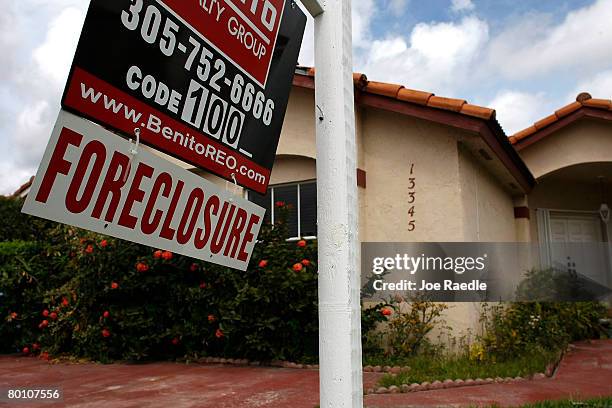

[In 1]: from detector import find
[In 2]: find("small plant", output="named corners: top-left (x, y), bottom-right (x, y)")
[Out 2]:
top-left (387, 294), bottom-right (449, 356)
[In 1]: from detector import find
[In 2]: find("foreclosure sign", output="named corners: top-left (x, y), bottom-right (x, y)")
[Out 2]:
top-left (62, 0), bottom-right (306, 194)
top-left (23, 111), bottom-right (265, 271)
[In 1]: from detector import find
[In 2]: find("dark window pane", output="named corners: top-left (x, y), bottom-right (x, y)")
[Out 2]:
top-left (274, 185), bottom-right (298, 237)
top-left (248, 190), bottom-right (271, 224)
top-left (300, 182), bottom-right (317, 236)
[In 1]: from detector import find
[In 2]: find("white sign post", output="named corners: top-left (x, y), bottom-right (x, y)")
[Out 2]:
top-left (303, 0), bottom-right (364, 406)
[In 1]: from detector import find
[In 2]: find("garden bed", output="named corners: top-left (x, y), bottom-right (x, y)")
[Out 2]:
top-left (374, 347), bottom-right (561, 389)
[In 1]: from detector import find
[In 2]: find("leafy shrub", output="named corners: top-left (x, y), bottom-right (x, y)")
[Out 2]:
top-left (1, 198), bottom-right (318, 363)
top-left (516, 268), bottom-right (599, 301)
top-left (0, 196), bottom-right (54, 242)
top-left (478, 302), bottom-right (607, 360)
top-left (361, 301), bottom-right (393, 355)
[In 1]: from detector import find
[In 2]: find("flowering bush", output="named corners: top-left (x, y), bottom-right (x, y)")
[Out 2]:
top-left (1, 198), bottom-right (318, 363)
top-left (478, 302), bottom-right (607, 360)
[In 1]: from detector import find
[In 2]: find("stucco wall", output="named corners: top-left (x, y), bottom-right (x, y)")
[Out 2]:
top-left (520, 120), bottom-right (612, 179)
top-left (269, 156), bottom-right (316, 185)
top-left (458, 144), bottom-right (517, 242)
top-left (276, 87), bottom-right (317, 160)
top-left (261, 85), bottom-right (524, 337)
top-left (360, 108), bottom-right (464, 242)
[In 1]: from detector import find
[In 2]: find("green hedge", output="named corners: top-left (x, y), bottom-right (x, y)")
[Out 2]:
top-left (1, 197), bottom-right (318, 362)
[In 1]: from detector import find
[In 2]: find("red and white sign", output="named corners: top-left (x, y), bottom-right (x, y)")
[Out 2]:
top-left (23, 111), bottom-right (265, 271)
top-left (61, 0), bottom-right (305, 194)
top-left (162, 0), bottom-right (286, 87)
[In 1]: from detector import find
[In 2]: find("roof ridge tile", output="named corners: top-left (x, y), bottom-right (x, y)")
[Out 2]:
top-left (511, 93), bottom-right (612, 145)
top-left (582, 98), bottom-right (611, 110)
top-left (365, 81), bottom-right (404, 98)
top-left (427, 95), bottom-right (466, 113)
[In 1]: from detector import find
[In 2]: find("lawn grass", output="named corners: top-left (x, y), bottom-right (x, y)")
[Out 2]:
top-left (375, 348), bottom-right (560, 387)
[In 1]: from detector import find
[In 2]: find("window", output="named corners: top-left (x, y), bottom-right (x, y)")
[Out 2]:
top-left (248, 180), bottom-right (317, 239)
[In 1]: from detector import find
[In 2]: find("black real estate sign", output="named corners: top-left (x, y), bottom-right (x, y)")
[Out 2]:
top-left (62, 0), bottom-right (306, 194)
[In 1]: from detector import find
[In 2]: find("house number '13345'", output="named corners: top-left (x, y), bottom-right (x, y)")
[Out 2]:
top-left (408, 163), bottom-right (416, 232)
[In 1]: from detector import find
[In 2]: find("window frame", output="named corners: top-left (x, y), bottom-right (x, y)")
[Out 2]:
top-left (248, 179), bottom-right (317, 240)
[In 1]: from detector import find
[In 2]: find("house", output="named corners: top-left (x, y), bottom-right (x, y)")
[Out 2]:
top-left (197, 67), bottom-right (611, 331)
top-left (13, 68), bottom-right (612, 331)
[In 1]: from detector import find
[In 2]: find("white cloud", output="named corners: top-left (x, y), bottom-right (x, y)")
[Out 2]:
top-left (451, 0), bottom-right (475, 13)
top-left (487, 91), bottom-right (553, 135)
top-left (32, 7), bottom-right (84, 85)
top-left (352, 0), bottom-right (376, 48)
top-left (360, 16), bottom-right (489, 95)
top-left (569, 69), bottom-right (612, 101)
top-left (0, 1), bottom-right (87, 195)
top-left (486, 0), bottom-right (612, 80)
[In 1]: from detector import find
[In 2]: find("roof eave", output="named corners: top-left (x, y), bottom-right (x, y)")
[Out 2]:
top-left (292, 73), bottom-right (535, 193)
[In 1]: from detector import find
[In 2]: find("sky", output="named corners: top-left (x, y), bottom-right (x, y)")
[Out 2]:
top-left (1, 0), bottom-right (612, 195)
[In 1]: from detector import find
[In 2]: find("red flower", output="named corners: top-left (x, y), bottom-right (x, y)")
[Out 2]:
top-left (22, 347), bottom-right (30, 355)
top-left (61, 297), bottom-right (69, 307)
top-left (153, 250), bottom-right (163, 259)
top-left (111, 282), bottom-right (119, 289)
top-left (101, 329), bottom-right (111, 338)
top-left (297, 240), bottom-right (307, 247)
top-left (207, 314), bottom-right (216, 323)
top-left (40, 352), bottom-right (49, 361)
top-left (100, 240), bottom-right (108, 248)
top-left (42, 309), bottom-right (49, 317)
top-left (50, 312), bottom-right (58, 320)
top-left (171, 337), bottom-right (179, 345)
top-left (381, 308), bottom-right (392, 316)
top-left (275, 201), bottom-right (285, 207)
top-left (199, 282), bottom-right (207, 289)
top-left (39, 320), bottom-right (49, 329)
top-left (190, 263), bottom-right (198, 272)
top-left (292, 263), bottom-right (303, 272)
top-left (301, 259), bottom-right (311, 266)
top-left (10, 312), bottom-right (17, 319)
top-left (32, 343), bottom-right (40, 351)
top-left (161, 251), bottom-right (173, 260)
top-left (136, 262), bottom-right (149, 272)
top-left (258, 260), bottom-right (268, 268)
top-left (85, 245), bottom-right (94, 254)
top-left (215, 329), bottom-right (224, 338)
top-left (103, 311), bottom-right (110, 319)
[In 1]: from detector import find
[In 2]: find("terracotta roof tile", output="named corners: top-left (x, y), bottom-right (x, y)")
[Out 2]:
top-left (510, 93), bottom-right (612, 145)
top-left (460, 104), bottom-right (495, 120)
top-left (513, 125), bottom-right (537, 141)
top-left (582, 98), bottom-right (611, 110)
top-left (365, 81), bottom-right (403, 98)
top-left (534, 114), bottom-right (558, 130)
top-left (554, 102), bottom-right (582, 119)
top-left (396, 88), bottom-right (433, 106)
top-left (294, 66), bottom-right (496, 123)
top-left (427, 96), bottom-right (466, 112)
